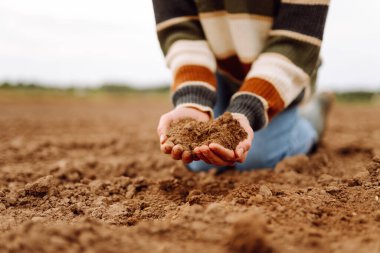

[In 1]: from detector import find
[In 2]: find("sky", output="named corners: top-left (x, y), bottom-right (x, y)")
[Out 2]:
top-left (0, 0), bottom-right (379, 91)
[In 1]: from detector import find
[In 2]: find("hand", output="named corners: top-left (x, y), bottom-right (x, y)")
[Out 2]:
top-left (194, 113), bottom-right (254, 166)
top-left (157, 106), bottom-right (210, 164)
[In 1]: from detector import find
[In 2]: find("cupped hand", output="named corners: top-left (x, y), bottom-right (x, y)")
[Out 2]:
top-left (194, 113), bottom-right (254, 166)
top-left (157, 106), bottom-right (210, 164)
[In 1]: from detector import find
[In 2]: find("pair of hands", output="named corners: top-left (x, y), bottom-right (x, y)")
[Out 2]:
top-left (157, 106), bottom-right (254, 166)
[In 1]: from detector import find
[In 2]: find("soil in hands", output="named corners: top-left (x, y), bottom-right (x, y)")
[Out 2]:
top-left (166, 112), bottom-right (247, 151)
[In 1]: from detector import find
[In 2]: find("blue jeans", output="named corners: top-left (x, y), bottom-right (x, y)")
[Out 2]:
top-left (187, 74), bottom-right (318, 172)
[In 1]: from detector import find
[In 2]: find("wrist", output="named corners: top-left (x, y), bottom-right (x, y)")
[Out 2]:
top-left (227, 93), bottom-right (268, 131)
top-left (176, 103), bottom-right (213, 119)
top-left (230, 112), bottom-right (249, 123)
top-left (172, 83), bottom-right (216, 110)
top-left (171, 65), bottom-right (217, 119)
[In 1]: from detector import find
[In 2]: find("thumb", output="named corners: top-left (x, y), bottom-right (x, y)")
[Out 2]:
top-left (157, 114), bottom-right (171, 143)
top-left (235, 138), bottom-right (252, 159)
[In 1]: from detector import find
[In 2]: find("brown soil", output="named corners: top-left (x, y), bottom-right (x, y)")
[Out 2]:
top-left (0, 93), bottom-right (380, 253)
top-left (167, 112), bottom-right (247, 151)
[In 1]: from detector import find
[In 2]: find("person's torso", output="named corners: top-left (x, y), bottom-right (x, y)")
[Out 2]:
top-left (194, 0), bottom-right (280, 82)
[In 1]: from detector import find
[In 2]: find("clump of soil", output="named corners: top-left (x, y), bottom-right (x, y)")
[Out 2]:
top-left (227, 212), bottom-right (274, 253)
top-left (167, 112), bottom-right (247, 151)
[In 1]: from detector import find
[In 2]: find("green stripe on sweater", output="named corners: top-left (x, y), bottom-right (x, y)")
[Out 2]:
top-left (225, 0), bottom-right (277, 16)
top-left (263, 35), bottom-right (320, 76)
top-left (195, 0), bottom-right (276, 16)
top-left (195, 0), bottom-right (224, 12)
top-left (158, 20), bottom-right (206, 55)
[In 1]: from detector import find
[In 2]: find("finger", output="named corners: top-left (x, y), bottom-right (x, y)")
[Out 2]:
top-left (157, 115), bottom-right (171, 144)
top-left (171, 144), bottom-right (183, 160)
top-left (160, 144), bottom-right (166, 153)
top-left (192, 152), bottom-right (200, 161)
top-left (235, 147), bottom-right (244, 161)
top-left (237, 150), bottom-right (248, 163)
top-left (235, 138), bottom-right (252, 157)
top-left (160, 135), bottom-right (167, 144)
top-left (200, 145), bottom-right (230, 166)
top-left (194, 147), bottom-right (211, 164)
top-left (238, 140), bottom-right (252, 151)
top-left (198, 153), bottom-right (212, 164)
top-left (162, 141), bottom-right (174, 154)
top-left (182, 150), bottom-right (193, 164)
top-left (209, 143), bottom-right (235, 162)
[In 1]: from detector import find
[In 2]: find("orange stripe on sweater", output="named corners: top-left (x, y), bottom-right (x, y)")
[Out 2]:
top-left (173, 65), bottom-right (216, 91)
top-left (240, 78), bottom-right (285, 119)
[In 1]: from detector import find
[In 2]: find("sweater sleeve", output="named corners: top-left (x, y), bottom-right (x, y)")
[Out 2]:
top-left (152, 0), bottom-right (217, 115)
top-left (227, 0), bottom-right (330, 131)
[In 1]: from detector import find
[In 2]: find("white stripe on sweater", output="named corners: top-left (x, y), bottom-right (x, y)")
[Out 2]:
top-left (156, 16), bottom-right (199, 32)
top-left (165, 40), bottom-right (216, 74)
top-left (199, 11), bottom-right (273, 62)
top-left (269, 30), bottom-right (322, 46)
top-left (199, 11), bottom-right (236, 59)
top-left (281, 0), bottom-right (330, 6)
top-left (175, 81), bottom-right (216, 92)
top-left (246, 52), bottom-right (310, 106)
top-left (227, 14), bottom-right (273, 63)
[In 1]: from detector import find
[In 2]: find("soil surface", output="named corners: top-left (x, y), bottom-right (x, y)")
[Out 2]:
top-left (167, 112), bottom-right (247, 151)
top-left (0, 93), bottom-right (380, 253)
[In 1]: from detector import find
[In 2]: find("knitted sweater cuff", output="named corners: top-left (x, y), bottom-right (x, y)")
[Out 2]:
top-left (227, 77), bottom-right (286, 131)
top-left (227, 93), bottom-right (267, 131)
top-left (171, 65), bottom-right (217, 115)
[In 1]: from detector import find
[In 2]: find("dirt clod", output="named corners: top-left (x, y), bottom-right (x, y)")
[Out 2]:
top-left (325, 186), bottom-right (341, 195)
top-left (259, 185), bottom-right (272, 198)
top-left (227, 212), bottom-right (274, 253)
top-left (24, 175), bottom-right (55, 197)
top-left (167, 112), bottom-right (247, 151)
top-left (374, 210), bottom-right (380, 222)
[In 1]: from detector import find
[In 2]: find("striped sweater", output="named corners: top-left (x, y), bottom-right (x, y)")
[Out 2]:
top-left (152, 0), bottom-right (330, 131)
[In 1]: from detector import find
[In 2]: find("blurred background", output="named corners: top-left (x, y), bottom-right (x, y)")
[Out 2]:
top-left (0, 0), bottom-right (379, 92)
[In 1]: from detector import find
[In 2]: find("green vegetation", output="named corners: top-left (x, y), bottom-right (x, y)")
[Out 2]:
top-left (335, 91), bottom-right (379, 104)
top-left (0, 81), bottom-right (52, 90)
top-left (1, 81), bottom-right (379, 104)
top-left (0, 81), bottom-right (169, 92)
top-left (0, 82), bottom-right (170, 102)
top-left (98, 83), bottom-right (169, 93)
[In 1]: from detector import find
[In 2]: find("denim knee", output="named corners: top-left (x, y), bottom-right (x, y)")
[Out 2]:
top-left (235, 142), bottom-right (284, 170)
top-left (186, 160), bottom-right (213, 172)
